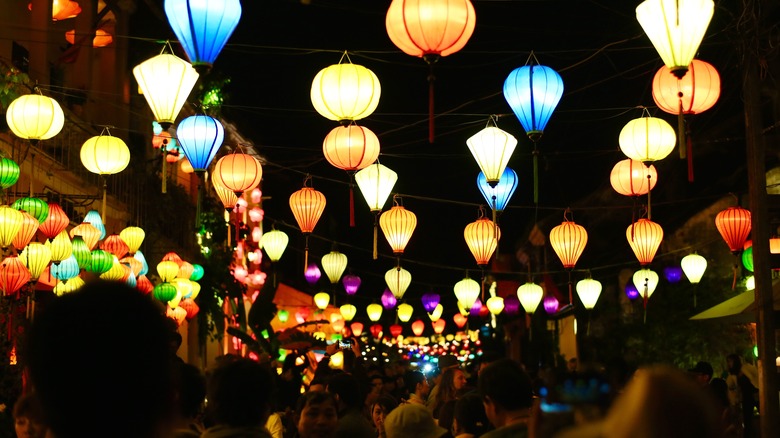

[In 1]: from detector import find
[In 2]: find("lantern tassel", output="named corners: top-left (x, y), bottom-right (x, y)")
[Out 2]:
top-left (678, 103), bottom-right (686, 159)
top-left (101, 176), bottom-right (107, 224)
top-left (304, 235), bottom-right (310, 275)
top-left (643, 278), bottom-right (649, 324)
top-left (731, 262), bottom-right (738, 290)
top-left (373, 213), bottom-right (378, 260)
top-left (568, 271), bottom-right (573, 305)
top-left (533, 149), bottom-right (539, 204)
top-left (687, 131), bottom-right (694, 183)
top-left (161, 151), bottom-right (167, 194)
top-left (349, 183), bottom-right (355, 228)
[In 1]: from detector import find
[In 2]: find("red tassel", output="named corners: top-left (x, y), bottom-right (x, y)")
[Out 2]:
top-left (349, 185), bottom-right (355, 228)
top-left (687, 135), bottom-right (694, 182)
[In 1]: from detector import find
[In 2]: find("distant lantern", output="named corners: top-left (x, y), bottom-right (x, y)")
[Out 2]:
top-left (65, 28), bottom-right (113, 47)
top-left (636, 0), bottom-right (714, 79)
top-left (0, 256), bottom-right (31, 296)
top-left (467, 123), bottom-right (517, 187)
top-left (464, 216), bottom-right (500, 266)
top-left (367, 303), bottom-right (383, 322)
top-left (619, 113), bottom-right (676, 163)
top-left (50, 255), bottom-right (79, 282)
top-left (421, 293), bottom-right (440, 313)
top-left (260, 229), bottom-right (289, 262)
top-left (486, 296), bottom-right (504, 315)
top-left (428, 303), bottom-right (443, 321)
top-left (70, 222), bottom-right (100, 250)
top-left (503, 295), bottom-right (520, 315)
top-left (176, 115), bottom-right (225, 171)
top-left (370, 324), bottom-right (384, 339)
top-left (212, 152), bottom-right (262, 196)
top-left (0, 158), bottom-right (20, 189)
top-left (6, 94), bottom-right (65, 142)
top-left (663, 266), bottom-right (684, 283)
top-left (411, 320), bottom-right (425, 336)
top-left (50, 0), bottom-right (82, 21)
top-left (626, 218), bottom-right (664, 266)
top-left (133, 52), bottom-right (199, 128)
top-left (164, 0), bottom-right (242, 71)
top-left (180, 158), bottom-right (194, 174)
top-left (321, 251), bottom-right (348, 284)
top-left (681, 253), bottom-right (707, 283)
top-left (81, 129), bottom-right (131, 222)
top-left (549, 215), bottom-right (588, 269)
top-left (313, 292), bottom-right (330, 310)
top-left (576, 278), bottom-right (603, 310)
top-left (610, 159), bottom-right (658, 197)
top-left (397, 303), bottom-right (414, 323)
top-left (503, 63), bottom-right (564, 142)
top-left (39, 203), bottom-right (70, 242)
top-left (633, 268), bottom-right (659, 299)
top-left (154, 282), bottom-right (178, 303)
top-left (715, 206), bottom-right (751, 254)
top-left (453, 277), bottom-right (480, 310)
top-left (389, 324), bottom-right (403, 338)
top-left (516, 282), bottom-right (543, 314)
top-left (355, 163), bottom-right (398, 259)
top-left (323, 124), bottom-right (380, 171)
top-left (350, 321), bottom-right (364, 337)
top-left (311, 54), bottom-right (381, 123)
top-left (432, 318), bottom-right (446, 334)
top-left (340, 304), bottom-right (357, 322)
top-left (453, 313), bottom-right (468, 328)
top-left (385, 267), bottom-right (412, 299)
top-left (381, 289), bottom-right (397, 310)
top-left (379, 198), bottom-right (417, 255)
top-left (0, 206), bottom-right (24, 250)
top-left (101, 234), bottom-right (129, 260)
top-left (477, 167), bottom-right (519, 214)
top-left (342, 274), bottom-right (361, 295)
top-left (119, 226), bottom-right (145, 255)
top-left (19, 242), bottom-right (51, 281)
top-left (305, 263), bottom-right (321, 286)
top-left (543, 295), bottom-right (559, 315)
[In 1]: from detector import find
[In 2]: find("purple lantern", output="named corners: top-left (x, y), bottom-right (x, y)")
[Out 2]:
top-left (663, 266), bottom-right (683, 284)
top-left (503, 295), bottom-right (520, 315)
top-left (381, 289), bottom-right (397, 310)
top-left (543, 295), bottom-right (559, 314)
top-left (470, 298), bottom-right (483, 314)
top-left (625, 283), bottom-right (640, 300)
top-left (342, 274), bottom-right (361, 295)
top-left (304, 263), bottom-right (321, 286)
top-left (421, 293), bottom-right (440, 313)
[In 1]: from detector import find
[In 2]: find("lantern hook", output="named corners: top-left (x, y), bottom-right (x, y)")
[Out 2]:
top-left (524, 51), bottom-right (540, 67)
top-left (339, 51), bottom-right (352, 65)
top-left (392, 194), bottom-right (403, 207)
top-left (476, 205), bottom-right (487, 220)
top-left (302, 174), bottom-right (313, 188)
top-left (562, 207), bottom-right (573, 222)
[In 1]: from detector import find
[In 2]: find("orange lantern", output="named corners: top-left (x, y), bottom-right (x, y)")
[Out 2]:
top-left (411, 320), bottom-right (425, 337)
top-left (626, 218), bottom-right (664, 266)
top-left (12, 211), bottom-right (39, 251)
top-left (453, 313), bottom-right (468, 328)
top-left (163, 251), bottom-right (184, 266)
top-left (69, 222), bottom-right (101, 250)
top-left (0, 256), bottom-right (31, 296)
top-left (179, 298), bottom-right (200, 319)
top-left (39, 203), bottom-right (69, 241)
top-left (432, 318), bottom-right (446, 334)
top-left (464, 214), bottom-right (500, 266)
top-left (379, 196), bottom-right (417, 256)
top-left (65, 28), bottom-right (113, 48)
top-left (289, 178), bottom-right (327, 272)
top-left (350, 321), bottom-right (364, 337)
top-left (610, 159), bottom-right (658, 197)
top-left (212, 152), bottom-right (262, 196)
top-left (212, 177), bottom-right (239, 212)
top-left (549, 212), bottom-right (588, 269)
top-left (323, 124), bottom-right (380, 172)
top-left (136, 275), bottom-right (154, 295)
top-left (389, 324), bottom-right (403, 338)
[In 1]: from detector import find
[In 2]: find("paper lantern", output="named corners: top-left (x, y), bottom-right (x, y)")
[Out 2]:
top-left (516, 282), bottom-right (543, 314)
top-left (432, 318), bottom-right (446, 334)
top-left (154, 282), bottom-right (178, 303)
top-left (261, 229), bottom-right (289, 262)
top-left (19, 242), bottom-right (50, 281)
top-left (503, 64), bottom-right (564, 141)
top-left (12, 211), bottom-right (38, 251)
top-left (389, 324), bottom-right (403, 338)
top-left (0, 206), bottom-right (23, 250)
top-left (543, 295), bottom-right (559, 315)
top-left (386, 0), bottom-right (475, 58)
top-left (164, 0), bottom-right (242, 70)
top-left (663, 266), bottom-right (684, 283)
top-left (311, 56), bottom-right (381, 123)
top-left (12, 198), bottom-right (48, 224)
top-left (549, 217), bottom-right (588, 269)
top-left (715, 206), bottom-right (751, 254)
top-left (397, 303), bottom-right (414, 322)
top-left (119, 226), bottom-right (145, 255)
top-left (636, 0), bottom-right (714, 78)
top-left (633, 269), bottom-right (659, 302)
top-left (453, 313), bottom-right (468, 328)
top-left (379, 202), bottom-right (417, 255)
top-left (411, 320), bottom-right (425, 336)
top-left (101, 234), bottom-right (129, 260)
top-left (313, 292), bottom-right (330, 310)
top-left (81, 130), bottom-right (130, 177)
top-left (0, 256), bottom-right (31, 296)
top-left (290, 186), bottom-right (326, 235)
top-left (88, 250), bottom-right (114, 275)
top-left (70, 222), bottom-right (101, 250)
top-left (70, 236), bottom-right (90, 270)
top-left (350, 321), bottom-right (364, 337)
top-left (681, 253), bottom-right (707, 283)
top-left (212, 178), bottom-right (239, 211)
top-left (6, 94), bottom-right (65, 141)
top-left (133, 52), bottom-right (199, 127)
top-left (453, 277), bottom-right (480, 310)
top-left (626, 219), bottom-right (664, 266)
top-left (370, 324), bottom-right (384, 339)
top-left (47, 230), bottom-right (72, 265)
top-left (189, 263), bottom-right (203, 281)
top-left (49, 0), bottom-right (82, 21)
top-left (385, 267), bottom-right (411, 299)
top-left (323, 124), bottom-right (380, 171)
top-left (100, 257), bottom-right (126, 282)
top-left (342, 274), bottom-right (361, 295)
top-left (321, 251), bottom-right (348, 284)
top-left (428, 303), bottom-right (443, 322)
top-left (477, 167), bottom-right (518, 213)
top-left (133, 275), bottom-right (152, 295)
top-left (355, 163), bottom-right (398, 212)
top-left (467, 125), bottom-right (517, 186)
top-left (503, 295), bottom-right (520, 315)
top-left (212, 152), bottom-right (262, 196)
top-left (421, 293), bottom-right (440, 313)
top-left (340, 304), bottom-right (357, 322)
top-left (576, 278), bottom-right (603, 310)
top-left (157, 260), bottom-right (180, 283)
top-left (381, 289), bottom-right (397, 310)
top-left (305, 263), bottom-right (321, 285)
top-left (486, 296), bottom-right (504, 315)
top-left (0, 158), bottom-right (20, 189)
top-left (653, 59), bottom-right (720, 115)
top-left (367, 303), bottom-right (383, 322)
top-left (175, 115), bottom-right (225, 171)
top-left (610, 159), bottom-right (658, 197)
top-left (83, 210), bottom-right (106, 240)
top-left (619, 115), bottom-right (676, 163)
top-left (39, 203), bottom-right (69, 241)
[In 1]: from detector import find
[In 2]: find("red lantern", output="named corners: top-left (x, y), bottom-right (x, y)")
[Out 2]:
top-left (370, 324), bottom-right (383, 339)
top-left (715, 206), bottom-right (751, 254)
top-left (136, 274), bottom-right (153, 295)
top-left (411, 320), bottom-right (425, 336)
top-left (212, 152), bottom-right (262, 196)
top-left (389, 324), bottom-right (403, 338)
top-left (432, 318), bottom-right (445, 334)
top-left (626, 218), bottom-right (664, 266)
top-left (289, 178), bottom-right (327, 272)
top-left (0, 256), bottom-right (31, 296)
top-left (453, 313), bottom-right (467, 328)
top-left (179, 298), bottom-right (200, 319)
top-left (39, 203), bottom-right (69, 241)
top-left (100, 234), bottom-right (129, 260)
top-left (350, 321), bottom-right (364, 337)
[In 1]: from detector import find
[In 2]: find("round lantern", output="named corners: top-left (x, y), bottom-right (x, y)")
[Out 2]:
top-left (619, 115), bottom-right (676, 163)
top-left (12, 197), bottom-right (48, 224)
top-left (261, 229), bottom-right (289, 262)
top-left (305, 263), bottom-right (321, 285)
top-left (154, 282), bottom-right (178, 303)
top-left (421, 293), bottom-right (440, 313)
top-left (39, 203), bottom-right (69, 241)
top-left (503, 64), bottom-right (564, 141)
top-left (0, 206), bottom-right (23, 250)
top-left (0, 158), bottom-right (20, 189)
top-left (121, 256), bottom-right (143, 277)
top-left (6, 94), bottom-right (65, 141)
top-left (0, 256), bottom-right (31, 296)
top-left (576, 278), bottom-right (603, 310)
top-left (411, 320), bottom-right (425, 336)
top-left (119, 226), bottom-right (145, 255)
top-left (432, 318), bottom-right (446, 334)
top-left (342, 274), bottom-right (361, 295)
top-left (367, 303), bottom-right (383, 322)
top-left (477, 167), bottom-right (519, 213)
top-left (311, 56), bottom-right (381, 123)
top-left (350, 321), bottom-right (364, 337)
top-left (175, 115), bottom-right (225, 171)
top-left (88, 250), bottom-right (114, 275)
top-left (164, 0), bottom-right (242, 71)
top-left (323, 124), bottom-right (380, 171)
top-left (101, 234), bottom-right (129, 260)
top-left (386, 0), bottom-right (475, 58)
top-left (464, 216), bottom-right (500, 266)
top-left (633, 268), bottom-right (659, 298)
top-left (740, 246), bottom-right (753, 272)
top-left (549, 215), bottom-right (588, 269)
top-left (313, 292), bottom-right (330, 310)
top-left (636, 0), bottom-right (714, 78)
top-left (355, 163), bottom-right (398, 212)
top-left (663, 266), bottom-right (684, 283)
top-left (610, 159), bottom-right (658, 197)
top-left (652, 59), bottom-right (720, 115)
top-left (389, 324), bottom-right (403, 338)
top-left (454, 277), bottom-right (480, 310)
top-left (385, 267), bottom-right (412, 299)
top-left (453, 313), bottom-right (468, 329)
top-left (12, 211), bottom-right (38, 251)
top-left (543, 295), bottom-right (559, 315)
top-left (429, 303), bottom-right (443, 321)
top-left (397, 303), bottom-right (414, 322)
top-left (467, 125), bottom-right (517, 186)
top-left (379, 200), bottom-right (417, 255)
top-left (715, 206), bottom-right (751, 254)
top-left (626, 218), bottom-right (664, 266)
top-left (516, 282), bottom-right (543, 314)
top-left (47, 230), bottom-right (72, 265)
top-left (212, 152), bottom-right (262, 196)
top-left (340, 304), bottom-right (357, 322)
top-left (100, 257), bottom-right (126, 282)
top-left (321, 251), bottom-right (348, 284)
top-left (681, 253), bottom-right (707, 283)
top-left (132, 52), bottom-right (199, 128)
top-left (381, 289), bottom-right (397, 310)
top-left (486, 296), bottom-right (504, 315)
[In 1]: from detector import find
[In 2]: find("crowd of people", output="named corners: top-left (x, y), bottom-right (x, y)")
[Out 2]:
top-left (3, 280), bottom-right (767, 438)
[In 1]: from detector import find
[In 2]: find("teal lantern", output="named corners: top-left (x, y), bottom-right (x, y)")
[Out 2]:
top-left (12, 197), bottom-right (49, 224)
top-left (742, 246), bottom-right (754, 272)
top-left (50, 254), bottom-right (80, 282)
top-left (0, 158), bottom-right (20, 189)
top-left (84, 210), bottom-right (106, 240)
top-left (164, 0), bottom-right (242, 72)
top-left (176, 115), bottom-right (224, 171)
top-left (88, 249), bottom-right (114, 274)
top-left (71, 236), bottom-right (92, 270)
top-left (190, 263), bottom-right (204, 281)
top-left (134, 250), bottom-right (150, 276)
top-left (153, 282), bottom-right (178, 302)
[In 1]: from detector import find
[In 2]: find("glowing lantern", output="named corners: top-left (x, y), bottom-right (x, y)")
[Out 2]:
top-left (356, 163), bottom-right (398, 258)
top-left (164, 0), bottom-right (242, 71)
top-left (12, 211), bottom-right (38, 251)
top-left (454, 277), bottom-right (480, 310)
top-left (121, 256), bottom-right (143, 277)
top-left (395, 303), bottom-right (413, 323)
top-left (633, 269), bottom-right (659, 299)
top-left (54, 276), bottom-right (84, 296)
top-left (133, 52), bottom-right (199, 128)
top-left (610, 159), bottom-right (658, 197)
top-left (163, 252), bottom-right (183, 266)
top-left (313, 292), bottom-right (330, 310)
top-left (477, 167), bottom-right (518, 214)
top-left (189, 280), bottom-right (201, 300)
top-left (70, 222), bottom-right (100, 250)
top-left (350, 321), bottom-right (364, 336)
top-left (636, 0), bottom-right (714, 78)
top-left (83, 210), bottom-right (106, 240)
top-left (715, 206), bottom-right (751, 254)
top-left (770, 238), bottom-right (780, 254)
top-left (321, 251), bottom-right (348, 284)
top-left (503, 63), bottom-right (564, 142)
top-left (19, 243), bottom-right (50, 281)
top-left (342, 274), bottom-right (361, 295)
top-left (385, 267), bottom-right (411, 299)
top-left (379, 199), bottom-right (417, 255)
top-left (88, 250), bottom-right (113, 275)
top-left (261, 229), bottom-right (289, 262)
top-left (549, 215), bottom-right (588, 269)
top-left (681, 253), bottom-right (707, 283)
top-left (741, 246), bottom-right (753, 272)
top-left (340, 304), bottom-right (357, 322)
top-left (176, 115), bottom-right (225, 171)
top-left (411, 320), bottom-right (425, 336)
top-left (467, 123), bottom-right (517, 187)
top-left (6, 94), bottom-right (65, 142)
top-left (81, 129), bottom-right (131, 221)
top-left (179, 298), bottom-right (200, 320)
top-left (39, 203), bottom-right (69, 241)
top-left (276, 309), bottom-right (289, 323)
top-left (367, 303), bottom-right (383, 322)
top-left (370, 324), bottom-right (384, 339)
top-left (305, 263), bottom-right (321, 285)
top-left (135, 275), bottom-right (153, 295)
top-left (212, 178), bottom-right (238, 211)
top-left (663, 266), bottom-right (684, 283)
top-left (176, 262), bottom-right (194, 281)
top-left (576, 278), bottom-right (602, 310)
top-left (289, 181), bottom-right (326, 270)
top-left (65, 28), bottom-right (113, 47)
top-left (119, 226), bottom-right (145, 255)
top-left (381, 289), bottom-right (397, 310)
top-left (189, 263), bottom-right (203, 281)
top-left (50, 255), bottom-right (79, 282)
top-left (429, 303), bottom-right (443, 322)
top-left (101, 234), bottom-right (129, 260)
top-left (626, 219), bottom-right (664, 266)
top-left (70, 236), bottom-right (91, 270)
top-left (619, 114), bottom-right (676, 163)
top-left (212, 152), bottom-right (262, 196)
top-left (503, 295), bottom-right (520, 315)
top-left (167, 307), bottom-right (186, 326)
top-left (517, 282), bottom-right (543, 314)
top-left (432, 319), bottom-right (446, 334)
top-left (0, 256), bottom-right (31, 296)
top-left (453, 313), bottom-right (468, 329)
top-left (311, 54), bottom-right (381, 123)
top-left (154, 282), bottom-right (178, 302)
top-left (464, 216), bottom-right (500, 266)
top-left (12, 198), bottom-right (48, 224)
top-left (323, 124), bottom-right (380, 171)
top-left (421, 293), bottom-right (440, 313)
top-left (157, 260), bottom-right (179, 283)
top-left (0, 158), bottom-right (20, 189)
top-left (47, 0), bottom-right (82, 21)
top-left (100, 257), bottom-right (126, 281)
top-left (0, 206), bottom-right (24, 250)
top-left (486, 296), bottom-right (504, 315)
top-left (389, 324), bottom-right (403, 338)
top-left (543, 295), bottom-right (559, 315)
top-left (47, 230), bottom-right (72, 265)
top-left (653, 59), bottom-right (720, 116)
top-left (180, 158), bottom-right (194, 174)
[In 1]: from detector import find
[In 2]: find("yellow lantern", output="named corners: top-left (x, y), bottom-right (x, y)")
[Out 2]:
top-left (576, 278), bottom-right (602, 310)
top-left (397, 303), bottom-right (414, 322)
top-left (173, 277), bottom-right (193, 299)
top-left (619, 113), bottom-right (676, 163)
top-left (340, 304), bottom-right (357, 322)
top-left (486, 296), bottom-right (504, 315)
top-left (12, 211), bottom-right (38, 251)
top-left (464, 216), bottom-right (500, 266)
top-left (379, 199), bottom-right (417, 255)
top-left (313, 292), bottom-right (330, 310)
top-left (453, 277), bottom-right (480, 310)
top-left (466, 124), bottom-right (517, 186)
top-left (54, 276), bottom-right (85, 296)
top-left (0, 206), bottom-right (24, 250)
top-left (47, 230), bottom-right (72, 264)
top-left (19, 242), bottom-right (51, 281)
top-left (428, 303), bottom-right (443, 322)
top-left (310, 53), bottom-right (381, 123)
top-left (636, 0), bottom-right (714, 78)
top-left (6, 94), bottom-right (65, 142)
top-left (168, 289), bottom-right (183, 309)
top-left (321, 251), bottom-right (348, 284)
top-left (157, 260), bottom-right (179, 283)
top-left (99, 256), bottom-right (125, 281)
top-left (119, 226), bottom-right (145, 255)
top-left (132, 52), bottom-right (199, 128)
top-left (81, 130), bottom-right (131, 175)
top-left (681, 253), bottom-right (707, 283)
top-left (367, 303), bottom-right (383, 322)
top-left (261, 229), bottom-right (289, 262)
top-left (517, 282), bottom-right (543, 314)
top-left (385, 267), bottom-right (411, 299)
top-left (189, 280), bottom-right (201, 300)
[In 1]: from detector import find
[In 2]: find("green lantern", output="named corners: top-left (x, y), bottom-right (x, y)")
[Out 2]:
top-left (0, 158), bottom-right (20, 189)
top-left (190, 263), bottom-right (204, 281)
top-left (72, 235), bottom-right (92, 270)
top-left (742, 246), bottom-right (754, 272)
top-left (12, 197), bottom-right (48, 224)
top-left (154, 282), bottom-right (178, 302)
top-left (277, 309), bottom-right (289, 323)
top-left (88, 249), bottom-right (114, 274)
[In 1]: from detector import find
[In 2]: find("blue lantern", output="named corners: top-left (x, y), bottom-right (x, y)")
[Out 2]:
top-left (176, 115), bottom-right (225, 171)
top-left (503, 63), bottom-right (563, 141)
top-left (84, 210), bottom-right (106, 240)
top-left (134, 250), bottom-right (149, 276)
top-left (51, 255), bottom-right (80, 281)
top-left (164, 0), bottom-right (242, 71)
top-left (477, 167), bottom-right (518, 213)
top-left (663, 266), bottom-right (684, 283)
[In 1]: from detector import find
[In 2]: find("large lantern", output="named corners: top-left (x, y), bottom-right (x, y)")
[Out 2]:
top-left (626, 219), bottom-right (664, 266)
top-left (652, 59), bottom-right (720, 116)
top-left (477, 167), bottom-right (519, 216)
top-left (311, 54), bottom-right (380, 123)
top-left (619, 113), bottom-right (676, 163)
top-left (467, 123), bottom-right (517, 187)
top-left (715, 206), bottom-right (751, 254)
top-left (379, 197), bottom-right (417, 256)
top-left (164, 0), bottom-right (242, 71)
top-left (132, 51), bottom-right (199, 128)
top-left (321, 251), bottom-right (348, 284)
top-left (421, 293), bottom-right (440, 313)
top-left (636, 0), bottom-right (714, 78)
top-left (516, 282), bottom-right (543, 314)
top-left (385, 267), bottom-right (412, 300)
top-left (576, 278), bottom-right (602, 310)
top-left (464, 216), bottom-right (500, 267)
top-left (212, 152), bottom-right (262, 196)
top-left (454, 277), bottom-right (480, 310)
top-left (6, 94), bottom-right (65, 142)
top-left (503, 63), bottom-right (564, 142)
top-left (323, 124), bottom-right (380, 171)
top-left (176, 115), bottom-right (224, 171)
top-left (610, 159), bottom-right (658, 197)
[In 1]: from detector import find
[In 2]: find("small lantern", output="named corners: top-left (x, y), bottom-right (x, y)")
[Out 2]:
top-left (381, 289), bottom-right (397, 310)
top-left (389, 324), bottom-right (403, 338)
top-left (715, 206), bottom-right (751, 254)
top-left (379, 197), bottom-right (417, 255)
top-left (340, 304), bottom-right (357, 322)
top-left (0, 158), bottom-right (20, 189)
top-left (0, 256), bottom-right (31, 296)
top-left (6, 94), bottom-right (65, 142)
top-left (313, 292), bottom-right (330, 310)
top-left (261, 229), bottom-right (289, 262)
top-left (385, 267), bottom-right (411, 299)
top-left (342, 274), bottom-right (361, 295)
top-left (321, 251), bottom-right (348, 284)
top-left (432, 319), bottom-right (446, 334)
top-left (576, 278), bottom-right (603, 310)
top-left (411, 320), bottom-right (425, 336)
top-left (428, 303), bottom-right (443, 322)
top-left (681, 253), bottom-right (707, 283)
top-left (311, 54), bottom-right (381, 123)
top-left (477, 167), bottom-right (519, 213)
top-left (212, 152), bottom-right (262, 196)
top-left (453, 277), bottom-right (480, 310)
top-left (486, 296), bottom-right (504, 315)
top-left (453, 313), bottom-right (468, 328)
top-left (305, 263), bottom-right (321, 285)
top-left (367, 303), bottom-right (383, 322)
top-left (517, 282), bottom-right (543, 314)
top-left (189, 263), bottom-right (203, 281)
top-left (164, 0), bottom-right (242, 71)
top-left (133, 52), bottom-right (199, 128)
top-left (323, 124), bottom-right (380, 171)
top-left (290, 179), bottom-right (326, 271)
top-left (464, 215), bottom-right (500, 266)
top-left (543, 295), bottom-right (559, 315)
top-left (626, 218), bottom-right (664, 266)
top-left (350, 321), bottom-right (364, 337)
top-left (154, 282), bottom-right (178, 303)
top-left (663, 266), bottom-right (684, 283)
top-left (370, 324), bottom-right (384, 339)
top-left (625, 283), bottom-right (640, 300)
top-left (175, 115), bottom-right (225, 171)
top-left (619, 114), bottom-right (676, 163)
top-left (397, 303), bottom-right (414, 322)
top-left (421, 293), bottom-right (440, 313)
top-left (610, 159), bottom-right (658, 197)
top-left (65, 28), bottom-right (113, 47)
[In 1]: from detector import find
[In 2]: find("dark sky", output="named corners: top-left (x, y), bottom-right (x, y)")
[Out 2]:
top-left (133, 1), bottom-right (755, 321)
